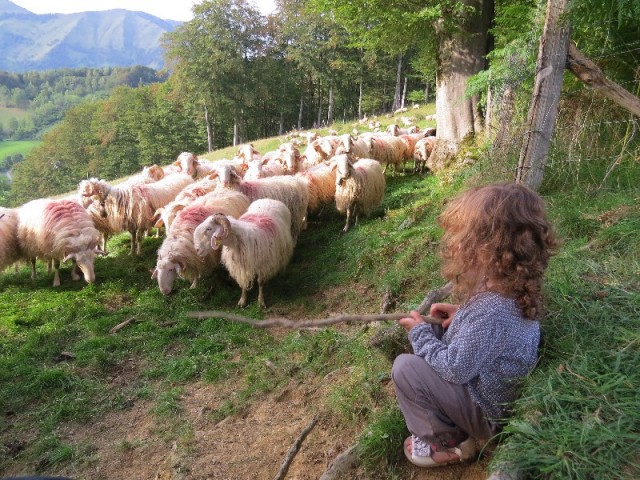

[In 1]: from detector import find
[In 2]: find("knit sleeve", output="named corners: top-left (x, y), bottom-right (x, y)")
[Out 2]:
top-left (408, 306), bottom-right (500, 384)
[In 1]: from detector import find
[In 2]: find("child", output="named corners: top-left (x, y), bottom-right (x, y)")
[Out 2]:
top-left (392, 182), bottom-right (558, 468)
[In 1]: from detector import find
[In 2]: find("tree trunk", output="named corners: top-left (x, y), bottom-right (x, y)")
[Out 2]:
top-left (279, 111), bottom-right (284, 136)
top-left (316, 83), bottom-right (323, 127)
top-left (298, 91), bottom-right (304, 130)
top-left (233, 118), bottom-right (239, 147)
top-left (424, 81), bottom-right (430, 104)
top-left (358, 75), bottom-right (363, 119)
top-left (516, 0), bottom-right (570, 190)
top-left (327, 82), bottom-right (335, 125)
top-left (566, 42), bottom-right (640, 117)
top-left (401, 76), bottom-right (408, 109)
top-left (392, 53), bottom-right (403, 112)
top-left (432, 0), bottom-right (493, 169)
top-left (492, 86), bottom-right (515, 154)
top-left (204, 104), bottom-right (213, 153)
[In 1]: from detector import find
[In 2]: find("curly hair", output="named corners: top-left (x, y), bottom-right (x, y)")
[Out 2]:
top-left (438, 183), bottom-right (559, 319)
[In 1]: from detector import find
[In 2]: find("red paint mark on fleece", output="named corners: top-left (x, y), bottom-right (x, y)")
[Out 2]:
top-left (43, 200), bottom-right (84, 227)
top-left (239, 214), bottom-right (277, 235)
top-left (177, 206), bottom-right (211, 228)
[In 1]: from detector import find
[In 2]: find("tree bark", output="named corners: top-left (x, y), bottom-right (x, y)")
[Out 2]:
top-left (392, 53), bottom-right (403, 112)
top-left (358, 75), bottom-right (363, 119)
top-left (516, 0), bottom-right (570, 190)
top-left (204, 104), bottom-right (213, 152)
top-left (566, 42), bottom-right (640, 118)
top-left (327, 82), bottom-right (335, 125)
top-left (297, 91), bottom-right (304, 131)
top-left (401, 76), bottom-right (408, 109)
top-left (432, 0), bottom-right (493, 169)
top-left (424, 80), bottom-right (430, 104)
top-left (279, 111), bottom-right (284, 136)
top-left (492, 86), bottom-right (515, 154)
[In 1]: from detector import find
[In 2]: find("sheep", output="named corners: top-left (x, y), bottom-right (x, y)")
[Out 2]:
top-left (386, 124), bottom-right (418, 136)
top-left (0, 207), bottom-right (21, 273)
top-left (338, 134), bottom-right (370, 159)
top-left (234, 143), bottom-right (262, 164)
top-left (193, 198), bottom-right (294, 308)
top-left (363, 135), bottom-right (407, 175)
top-left (333, 154), bottom-right (385, 233)
top-left (17, 199), bottom-right (104, 286)
top-left (243, 157), bottom-right (285, 181)
top-left (86, 173), bottom-right (193, 255)
top-left (210, 164), bottom-right (309, 241)
top-left (295, 161), bottom-right (337, 214)
top-left (413, 136), bottom-right (437, 174)
top-left (153, 175), bottom-right (220, 233)
top-left (278, 143), bottom-right (302, 174)
top-left (300, 136), bottom-right (339, 170)
top-left (398, 131), bottom-right (429, 161)
top-left (153, 190), bottom-right (250, 295)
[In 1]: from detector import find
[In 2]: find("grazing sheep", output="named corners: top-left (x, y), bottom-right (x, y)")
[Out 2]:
top-left (210, 165), bottom-right (309, 241)
top-left (0, 207), bottom-right (21, 273)
top-left (153, 190), bottom-right (250, 295)
top-left (334, 154), bottom-right (385, 233)
top-left (193, 198), bottom-right (294, 308)
top-left (364, 135), bottom-right (407, 175)
top-left (386, 124), bottom-right (419, 136)
top-left (17, 199), bottom-right (103, 286)
top-left (413, 136), bottom-right (437, 174)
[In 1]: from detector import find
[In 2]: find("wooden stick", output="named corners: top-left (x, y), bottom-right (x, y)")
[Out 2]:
top-left (187, 282), bottom-right (454, 329)
top-left (273, 415), bottom-right (319, 480)
top-left (109, 317), bottom-right (136, 334)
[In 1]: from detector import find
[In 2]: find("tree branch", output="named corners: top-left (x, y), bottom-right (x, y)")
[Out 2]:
top-left (273, 415), bottom-right (319, 480)
top-left (566, 42), bottom-right (640, 118)
top-left (187, 282), bottom-right (453, 329)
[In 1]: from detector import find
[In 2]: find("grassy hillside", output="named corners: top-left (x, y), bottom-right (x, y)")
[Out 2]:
top-left (1, 108), bottom-right (638, 479)
top-left (0, 139), bottom-right (41, 159)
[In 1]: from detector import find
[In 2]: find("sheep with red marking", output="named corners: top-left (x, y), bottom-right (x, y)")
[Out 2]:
top-left (334, 154), bottom-right (385, 233)
top-left (193, 198), bottom-right (294, 308)
top-left (0, 207), bottom-right (21, 273)
top-left (17, 199), bottom-right (103, 286)
top-left (210, 164), bottom-right (309, 241)
top-left (153, 190), bottom-right (250, 295)
top-left (153, 175), bottom-right (220, 233)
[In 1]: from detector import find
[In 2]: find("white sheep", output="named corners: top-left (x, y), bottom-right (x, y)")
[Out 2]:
top-left (243, 157), bottom-right (285, 181)
top-left (153, 190), bottom-right (250, 295)
top-left (363, 135), bottom-right (407, 175)
top-left (210, 164), bottom-right (309, 241)
top-left (295, 162), bottom-right (337, 214)
top-left (0, 207), bottom-right (21, 273)
top-left (338, 133), bottom-right (370, 159)
top-left (333, 154), bottom-right (385, 233)
top-left (193, 198), bottom-right (294, 308)
top-left (413, 136), bottom-right (437, 174)
top-left (17, 199), bottom-right (104, 286)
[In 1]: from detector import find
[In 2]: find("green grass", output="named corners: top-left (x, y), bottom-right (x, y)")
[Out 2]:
top-left (0, 140), bottom-right (41, 159)
top-left (1, 107), bottom-right (639, 478)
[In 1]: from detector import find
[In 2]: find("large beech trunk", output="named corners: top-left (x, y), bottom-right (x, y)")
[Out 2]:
top-left (431, 0), bottom-right (493, 169)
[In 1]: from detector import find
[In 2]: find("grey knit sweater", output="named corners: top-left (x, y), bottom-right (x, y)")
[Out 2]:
top-left (408, 291), bottom-right (540, 419)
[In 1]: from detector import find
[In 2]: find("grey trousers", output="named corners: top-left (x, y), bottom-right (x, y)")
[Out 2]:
top-left (392, 353), bottom-right (500, 449)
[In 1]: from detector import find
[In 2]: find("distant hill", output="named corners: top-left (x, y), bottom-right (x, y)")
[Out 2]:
top-left (0, 0), bottom-right (180, 72)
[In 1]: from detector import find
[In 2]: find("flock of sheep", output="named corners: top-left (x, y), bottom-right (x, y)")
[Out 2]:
top-left (0, 122), bottom-right (436, 307)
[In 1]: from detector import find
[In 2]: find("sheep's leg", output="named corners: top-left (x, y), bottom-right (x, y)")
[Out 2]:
top-left (238, 288), bottom-right (248, 308)
top-left (129, 230), bottom-right (136, 255)
top-left (257, 281), bottom-right (266, 309)
top-left (136, 229), bottom-right (144, 255)
top-left (71, 261), bottom-right (81, 281)
top-left (30, 258), bottom-right (36, 280)
top-left (53, 259), bottom-right (61, 287)
top-left (190, 277), bottom-right (198, 289)
top-left (342, 207), bottom-right (352, 233)
top-left (353, 204), bottom-right (360, 228)
top-left (47, 258), bottom-right (53, 274)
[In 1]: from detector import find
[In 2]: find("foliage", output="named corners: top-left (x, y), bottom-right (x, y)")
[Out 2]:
top-left (0, 67), bottom-right (166, 140)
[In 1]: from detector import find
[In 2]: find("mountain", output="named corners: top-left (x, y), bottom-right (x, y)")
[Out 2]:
top-left (0, 0), bottom-right (180, 72)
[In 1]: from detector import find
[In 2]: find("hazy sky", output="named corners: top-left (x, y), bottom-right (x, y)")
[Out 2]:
top-left (10, 0), bottom-right (277, 21)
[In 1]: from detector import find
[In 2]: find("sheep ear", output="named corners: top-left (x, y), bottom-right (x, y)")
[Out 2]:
top-left (261, 158), bottom-right (271, 166)
top-left (154, 218), bottom-right (164, 229)
top-left (151, 268), bottom-right (158, 279)
top-left (63, 253), bottom-right (74, 263)
top-left (207, 171), bottom-right (219, 180)
top-left (173, 159), bottom-right (181, 167)
top-left (175, 262), bottom-right (184, 275)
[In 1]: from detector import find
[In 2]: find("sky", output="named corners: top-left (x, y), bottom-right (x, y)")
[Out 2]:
top-left (9, 0), bottom-right (277, 21)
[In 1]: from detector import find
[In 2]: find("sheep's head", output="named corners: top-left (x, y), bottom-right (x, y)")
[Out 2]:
top-left (210, 165), bottom-right (241, 188)
top-left (333, 154), bottom-right (353, 186)
top-left (193, 214), bottom-right (230, 257)
top-left (63, 247), bottom-right (105, 284)
top-left (152, 255), bottom-right (184, 295)
top-left (143, 164), bottom-right (165, 181)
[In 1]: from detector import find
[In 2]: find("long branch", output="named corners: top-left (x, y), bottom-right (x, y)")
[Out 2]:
top-left (187, 282), bottom-right (453, 329)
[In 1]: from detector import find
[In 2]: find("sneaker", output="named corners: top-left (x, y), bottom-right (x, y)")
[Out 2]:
top-left (404, 434), bottom-right (476, 468)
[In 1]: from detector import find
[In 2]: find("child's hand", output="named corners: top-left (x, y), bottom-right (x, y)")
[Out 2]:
top-left (397, 310), bottom-right (425, 332)
top-left (430, 303), bottom-right (459, 329)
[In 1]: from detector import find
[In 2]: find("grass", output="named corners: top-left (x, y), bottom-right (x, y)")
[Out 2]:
top-left (1, 104), bottom-right (639, 478)
top-left (0, 140), bottom-right (41, 160)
